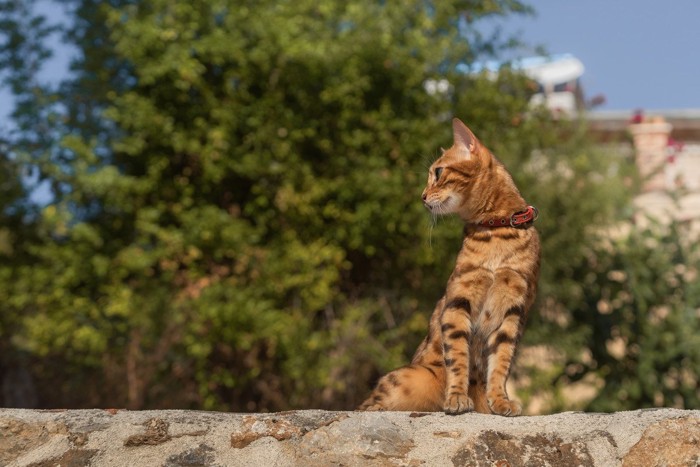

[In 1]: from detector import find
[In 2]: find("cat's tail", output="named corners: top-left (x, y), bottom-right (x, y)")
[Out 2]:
top-left (358, 364), bottom-right (445, 412)
top-left (468, 379), bottom-right (490, 414)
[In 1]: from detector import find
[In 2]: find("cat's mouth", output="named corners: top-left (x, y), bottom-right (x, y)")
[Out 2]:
top-left (424, 196), bottom-right (453, 214)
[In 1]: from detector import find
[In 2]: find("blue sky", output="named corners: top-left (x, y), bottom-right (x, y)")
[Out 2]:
top-left (502, 0), bottom-right (700, 110)
top-left (1, 0), bottom-right (699, 130)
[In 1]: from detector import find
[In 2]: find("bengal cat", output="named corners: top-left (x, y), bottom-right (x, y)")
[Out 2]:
top-left (359, 118), bottom-right (540, 415)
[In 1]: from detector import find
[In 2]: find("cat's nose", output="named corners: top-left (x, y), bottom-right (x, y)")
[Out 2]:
top-left (421, 192), bottom-right (427, 201)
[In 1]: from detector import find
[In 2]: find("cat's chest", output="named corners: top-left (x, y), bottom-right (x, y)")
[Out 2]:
top-left (460, 236), bottom-right (514, 271)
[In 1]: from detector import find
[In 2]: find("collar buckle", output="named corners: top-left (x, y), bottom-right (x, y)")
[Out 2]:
top-left (509, 206), bottom-right (539, 228)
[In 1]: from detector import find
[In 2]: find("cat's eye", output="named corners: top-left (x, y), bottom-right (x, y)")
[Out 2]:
top-left (434, 167), bottom-right (444, 181)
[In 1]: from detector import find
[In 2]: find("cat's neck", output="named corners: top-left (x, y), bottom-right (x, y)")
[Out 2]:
top-left (457, 161), bottom-right (527, 225)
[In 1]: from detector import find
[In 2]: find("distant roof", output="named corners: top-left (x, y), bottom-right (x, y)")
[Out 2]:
top-left (589, 109), bottom-right (700, 121)
top-left (588, 109), bottom-right (700, 142)
top-left (464, 53), bottom-right (585, 86)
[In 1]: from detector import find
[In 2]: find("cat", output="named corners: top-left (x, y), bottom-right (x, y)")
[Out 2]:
top-left (359, 118), bottom-right (540, 415)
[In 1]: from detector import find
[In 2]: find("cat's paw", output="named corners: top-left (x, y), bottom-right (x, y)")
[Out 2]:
top-left (361, 403), bottom-right (386, 411)
top-left (443, 394), bottom-right (474, 415)
top-left (487, 397), bottom-right (522, 416)
top-left (358, 400), bottom-right (387, 411)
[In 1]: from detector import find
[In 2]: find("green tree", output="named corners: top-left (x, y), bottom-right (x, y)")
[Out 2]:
top-left (1, 0), bottom-right (540, 410)
top-left (0, 137), bottom-right (36, 407)
top-left (568, 216), bottom-right (700, 411)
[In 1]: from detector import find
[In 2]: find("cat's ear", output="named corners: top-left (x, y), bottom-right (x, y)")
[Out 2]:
top-left (451, 118), bottom-right (478, 160)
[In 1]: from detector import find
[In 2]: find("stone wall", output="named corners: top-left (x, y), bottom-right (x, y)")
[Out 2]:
top-left (1, 408), bottom-right (699, 466)
top-left (628, 117), bottom-right (672, 193)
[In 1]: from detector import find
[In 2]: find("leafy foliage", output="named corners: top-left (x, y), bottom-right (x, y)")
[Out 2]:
top-left (575, 218), bottom-right (700, 411)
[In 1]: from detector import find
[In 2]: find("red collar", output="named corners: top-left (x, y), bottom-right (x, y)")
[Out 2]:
top-left (478, 205), bottom-right (539, 229)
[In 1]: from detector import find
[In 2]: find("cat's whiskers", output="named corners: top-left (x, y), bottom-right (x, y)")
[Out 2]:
top-left (426, 211), bottom-right (433, 241)
top-left (428, 211), bottom-right (440, 249)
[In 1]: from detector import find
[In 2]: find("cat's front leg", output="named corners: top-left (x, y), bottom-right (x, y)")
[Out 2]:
top-left (484, 306), bottom-right (523, 416)
top-left (440, 296), bottom-right (474, 415)
top-left (482, 269), bottom-right (529, 416)
top-left (486, 312), bottom-right (524, 416)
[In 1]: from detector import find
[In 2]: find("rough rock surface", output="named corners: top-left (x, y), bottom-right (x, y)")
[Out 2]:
top-left (1, 408), bottom-right (699, 466)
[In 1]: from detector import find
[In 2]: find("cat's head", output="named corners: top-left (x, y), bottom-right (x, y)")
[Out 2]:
top-left (423, 118), bottom-right (519, 221)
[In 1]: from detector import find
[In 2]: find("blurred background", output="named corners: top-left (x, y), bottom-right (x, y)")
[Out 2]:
top-left (1, 0), bottom-right (698, 414)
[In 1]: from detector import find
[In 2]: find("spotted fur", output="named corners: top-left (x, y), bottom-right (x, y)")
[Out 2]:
top-left (359, 118), bottom-right (540, 415)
